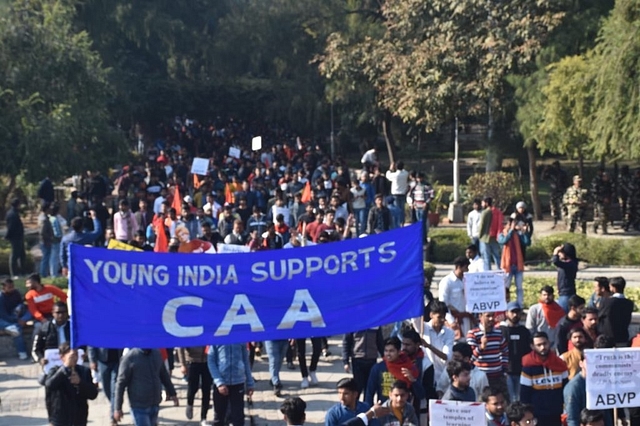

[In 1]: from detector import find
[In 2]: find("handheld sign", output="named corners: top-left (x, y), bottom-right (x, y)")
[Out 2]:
top-left (217, 243), bottom-right (251, 254)
top-left (429, 400), bottom-right (485, 426)
top-left (585, 348), bottom-right (640, 409)
top-left (228, 146), bottom-right (241, 159)
top-left (464, 272), bottom-right (507, 313)
top-left (190, 157), bottom-right (209, 176)
top-left (252, 136), bottom-right (262, 151)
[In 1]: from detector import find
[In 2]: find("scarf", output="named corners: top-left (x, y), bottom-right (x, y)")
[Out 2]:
top-left (385, 351), bottom-right (419, 387)
top-left (540, 300), bottom-right (565, 328)
top-left (500, 228), bottom-right (524, 272)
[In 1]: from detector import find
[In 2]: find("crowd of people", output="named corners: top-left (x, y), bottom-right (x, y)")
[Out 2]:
top-left (1, 116), bottom-right (639, 426)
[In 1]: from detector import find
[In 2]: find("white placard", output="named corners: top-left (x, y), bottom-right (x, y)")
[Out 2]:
top-left (43, 348), bottom-right (85, 375)
top-left (429, 400), bottom-right (485, 426)
top-left (190, 157), bottom-right (209, 175)
top-left (252, 136), bottom-right (262, 151)
top-left (463, 271), bottom-right (507, 313)
top-left (217, 243), bottom-right (250, 254)
top-left (228, 146), bottom-right (241, 159)
top-left (586, 348), bottom-right (640, 409)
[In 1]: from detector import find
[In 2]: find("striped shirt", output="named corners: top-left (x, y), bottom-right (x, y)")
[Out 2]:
top-left (466, 326), bottom-right (508, 379)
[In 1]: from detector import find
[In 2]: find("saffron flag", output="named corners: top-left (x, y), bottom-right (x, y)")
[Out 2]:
top-left (172, 185), bottom-right (182, 212)
top-left (224, 183), bottom-right (234, 205)
top-left (301, 181), bottom-right (311, 203)
top-left (153, 216), bottom-right (168, 253)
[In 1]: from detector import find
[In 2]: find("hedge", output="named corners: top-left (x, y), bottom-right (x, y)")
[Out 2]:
top-left (429, 228), bottom-right (640, 266)
top-left (0, 248), bottom-right (35, 276)
top-left (520, 277), bottom-right (639, 312)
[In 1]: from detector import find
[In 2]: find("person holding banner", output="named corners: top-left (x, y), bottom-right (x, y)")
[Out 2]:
top-left (467, 312), bottom-right (509, 392)
top-left (207, 343), bottom-right (254, 426)
top-left (439, 256), bottom-right (474, 340)
top-left (414, 300), bottom-right (455, 385)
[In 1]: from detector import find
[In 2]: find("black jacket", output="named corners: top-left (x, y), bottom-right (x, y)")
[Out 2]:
top-left (34, 320), bottom-right (71, 362)
top-left (45, 364), bottom-right (98, 426)
top-left (598, 296), bottom-right (634, 344)
top-left (4, 207), bottom-right (24, 241)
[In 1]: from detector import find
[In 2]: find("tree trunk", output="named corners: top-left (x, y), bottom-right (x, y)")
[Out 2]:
top-left (527, 144), bottom-right (543, 220)
top-left (0, 174), bottom-right (17, 219)
top-left (485, 102), bottom-right (502, 172)
top-left (382, 111), bottom-right (397, 164)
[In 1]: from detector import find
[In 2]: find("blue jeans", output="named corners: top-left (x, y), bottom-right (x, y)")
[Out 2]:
top-left (131, 405), bottom-right (159, 426)
top-left (50, 242), bottom-right (61, 276)
top-left (265, 339), bottom-right (288, 386)
top-left (0, 319), bottom-right (26, 353)
top-left (39, 243), bottom-right (52, 277)
top-left (393, 195), bottom-right (407, 224)
top-left (98, 360), bottom-right (119, 419)
top-left (506, 374), bottom-right (521, 402)
top-left (505, 267), bottom-right (524, 307)
top-left (354, 208), bottom-right (368, 236)
top-left (480, 240), bottom-right (501, 271)
top-left (557, 295), bottom-right (571, 313)
top-left (414, 207), bottom-right (428, 241)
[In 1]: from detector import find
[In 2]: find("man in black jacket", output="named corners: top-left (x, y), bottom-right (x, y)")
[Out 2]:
top-left (598, 277), bottom-right (634, 347)
top-left (4, 198), bottom-right (25, 278)
top-left (33, 302), bottom-right (71, 365)
top-left (366, 194), bottom-right (391, 234)
top-left (45, 343), bottom-right (98, 426)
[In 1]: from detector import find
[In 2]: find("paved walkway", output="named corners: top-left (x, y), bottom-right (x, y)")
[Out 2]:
top-left (0, 338), bottom-right (350, 426)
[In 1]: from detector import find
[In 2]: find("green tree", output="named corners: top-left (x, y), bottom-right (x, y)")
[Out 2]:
top-left (0, 0), bottom-right (126, 187)
top-left (590, 0), bottom-right (640, 158)
top-left (321, 0), bottom-right (564, 170)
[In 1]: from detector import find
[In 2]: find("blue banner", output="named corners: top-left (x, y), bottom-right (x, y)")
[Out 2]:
top-left (69, 224), bottom-right (424, 348)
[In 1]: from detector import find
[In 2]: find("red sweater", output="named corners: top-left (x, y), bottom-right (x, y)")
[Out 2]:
top-left (25, 285), bottom-right (68, 321)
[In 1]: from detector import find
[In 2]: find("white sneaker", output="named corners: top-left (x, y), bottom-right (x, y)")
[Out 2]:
top-left (309, 371), bottom-right (318, 385)
top-left (4, 325), bottom-right (19, 337)
top-left (201, 421), bottom-right (213, 426)
top-left (186, 405), bottom-right (193, 420)
top-left (18, 352), bottom-right (28, 360)
top-left (300, 377), bottom-right (309, 389)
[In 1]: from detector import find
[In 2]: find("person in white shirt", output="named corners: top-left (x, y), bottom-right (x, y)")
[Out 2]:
top-left (435, 342), bottom-right (488, 401)
top-left (350, 180), bottom-right (367, 235)
top-left (385, 161), bottom-right (409, 224)
top-left (360, 148), bottom-right (378, 171)
top-left (152, 187), bottom-right (167, 215)
top-left (113, 199), bottom-right (138, 242)
top-left (438, 256), bottom-right (474, 341)
top-left (466, 199), bottom-right (482, 247)
top-left (411, 300), bottom-right (455, 385)
top-left (466, 244), bottom-right (486, 273)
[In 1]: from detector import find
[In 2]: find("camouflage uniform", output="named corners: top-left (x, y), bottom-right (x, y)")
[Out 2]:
top-left (629, 171), bottom-right (640, 231)
top-left (563, 181), bottom-right (588, 233)
top-left (591, 173), bottom-right (614, 234)
top-left (618, 167), bottom-right (633, 230)
top-left (542, 163), bottom-right (569, 226)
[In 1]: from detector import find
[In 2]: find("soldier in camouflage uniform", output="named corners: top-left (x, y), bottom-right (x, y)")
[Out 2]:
top-left (542, 160), bottom-right (569, 228)
top-left (591, 169), bottom-right (614, 234)
top-left (563, 175), bottom-right (588, 234)
top-left (618, 165), bottom-right (634, 230)
top-left (629, 169), bottom-right (640, 231)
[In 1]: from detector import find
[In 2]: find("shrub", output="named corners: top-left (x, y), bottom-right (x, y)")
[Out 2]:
top-left (0, 248), bottom-right (35, 276)
top-left (429, 229), bottom-right (469, 262)
top-left (463, 172), bottom-right (523, 211)
top-left (519, 276), bottom-right (639, 312)
top-left (529, 233), bottom-right (640, 266)
top-left (424, 262), bottom-right (436, 284)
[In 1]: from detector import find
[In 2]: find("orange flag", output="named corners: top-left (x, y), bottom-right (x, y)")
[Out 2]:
top-left (193, 174), bottom-right (201, 189)
top-left (153, 216), bottom-right (168, 253)
top-left (224, 183), bottom-right (234, 205)
top-left (301, 181), bottom-right (311, 203)
top-left (172, 185), bottom-right (182, 212)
